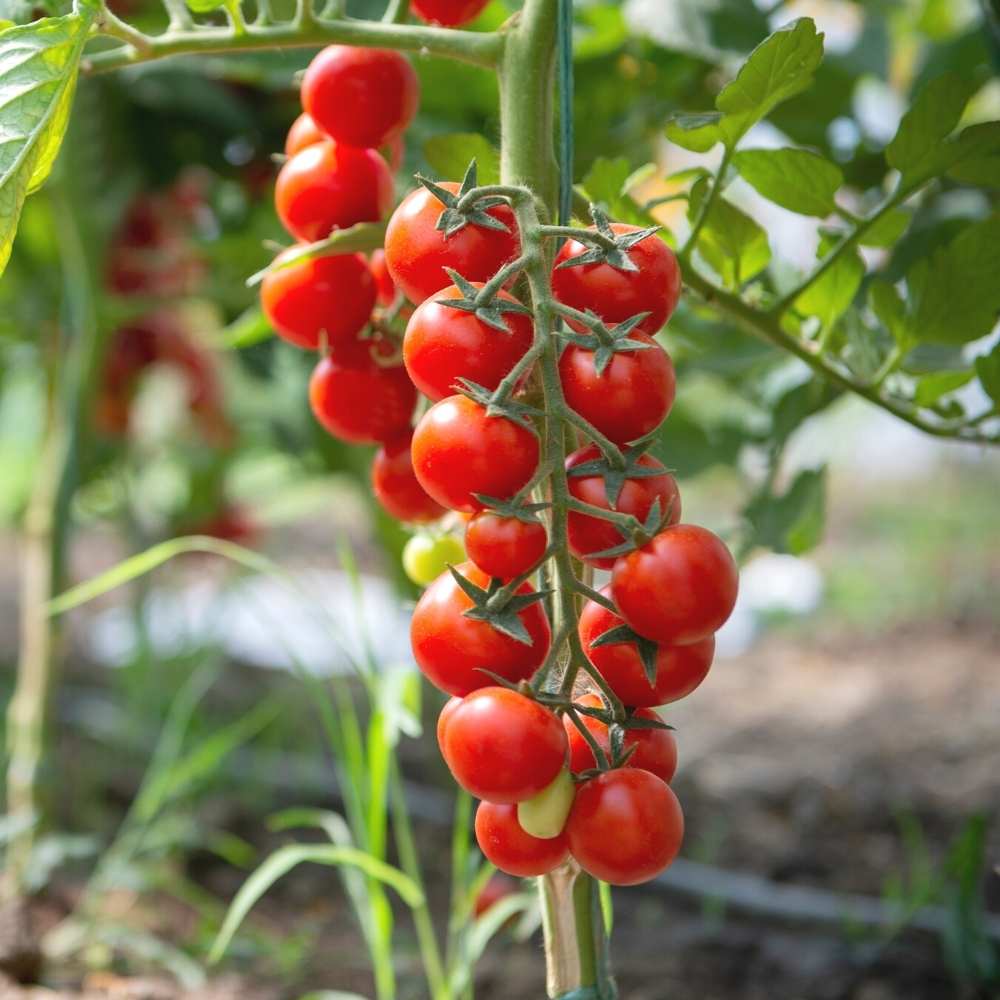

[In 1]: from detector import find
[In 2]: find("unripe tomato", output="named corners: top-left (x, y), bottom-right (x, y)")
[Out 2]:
top-left (552, 225), bottom-right (681, 336)
top-left (578, 592), bottom-right (714, 707)
top-left (372, 432), bottom-right (446, 523)
top-left (441, 688), bottom-right (566, 803)
top-left (611, 524), bottom-right (738, 645)
top-left (475, 801), bottom-right (569, 878)
top-left (411, 395), bottom-right (539, 513)
top-left (370, 249), bottom-right (397, 307)
top-left (566, 769), bottom-right (683, 885)
top-left (465, 512), bottom-right (547, 579)
top-left (402, 534), bottom-right (466, 587)
top-left (403, 285), bottom-right (534, 402)
top-left (260, 250), bottom-right (375, 351)
top-left (566, 445), bottom-right (680, 569)
top-left (302, 46), bottom-right (419, 150)
top-left (410, 561), bottom-right (551, 696)
top-left (563, 694), bottom-right (677, 782)
top-left (517, 767), bottom-right (575, 839)
top-left (285, 112), bottom-right (325, 156)
top-left (559, 332), bottom-right (676, 445)
top-left (411, 0), bottom-right (489, 26)
top-left (275, 141), bottom-right (394, 243)
top-left (384, 183), bottom-right (520, 305)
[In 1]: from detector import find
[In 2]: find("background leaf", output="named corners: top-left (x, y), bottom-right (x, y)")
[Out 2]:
top-left (732, 147), bottom-right (842, 217)
top-left (688, 177), bottom-right (770, 287)
top-left (422, 133), bottom-right (500, 185)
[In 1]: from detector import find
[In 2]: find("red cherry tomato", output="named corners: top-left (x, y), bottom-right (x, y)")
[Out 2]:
top-left (260, 249), bottom-right (375, 351)
top-left (284, 112), bottom-right (326, 157)
top-left (465, 512), bottom-right (547, 580)
top-left (275, 141), bottom-right (394, 243)
top-left (552, 225), bottom-right (681, 336)
top-left (411, 0), bottom-right (489, 26)
top-left (475, 801), bottom-right (569, 878)
top-left (384, 183), bottom-right (520, 305)
top-left (441, 687), bottom-right (567, 803)
top-left (437, 696), bottom-right (462, 759)
top-left (565, 445), bottom-right (680, 569)
top-left (559, 332), bottom-right (676, 445)
top-left (566, 769), bottom-right (683, 885)
top-left (371, 432), bottom-right (446, 523)
top-left (411, 395), bottom-right (539, 513)
top-left (302, 46), bottom-right (419, 150)
top-left (564, 694), bottom-right (677, 782)
top-left (403, 285), bottom-right (534, 402)
top-left (410, 561), bottom-right (551, 696)
top-left (370, 249), bottom-right (397, 307)
top-left (611, 524), bottom-right (738, 645)
top-left (578, 591), bottom-right (714, 707)
top-left (309, 343), bottom-right (415, 444)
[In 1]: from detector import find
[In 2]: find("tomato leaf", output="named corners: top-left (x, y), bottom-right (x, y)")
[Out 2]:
top-left (423, 132), bottom-right (500, 187)
top-left (744, 466), bottom-right (826, 556)
top-left (794, 232), bottom-right (863, 330)
top-left (664, 111), bottom-right (725, 153)
top-left (912, 370), bottom-right (974, 408)
top-left (732, 147), bottom-right (842, 217)
top-left (973, 343), bottom-right (1000, 407)
top-left (859, 208), bottom-right (911, 248)
top-left (868, 279), bottom-right (909, 348)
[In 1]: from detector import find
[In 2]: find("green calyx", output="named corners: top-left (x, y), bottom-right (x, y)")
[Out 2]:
top-left (555, 204), bottom-right (659, 273)
top-left (449, 565), bottom-right (550, 645)
top-left (417, 160), bottom-right (512, 238)
top-left (566, 434), bottom-right (666, 507)
top-left (438, 267), bottom-right (532, 334)
top-left (556, 310), bottom-right (654, 376)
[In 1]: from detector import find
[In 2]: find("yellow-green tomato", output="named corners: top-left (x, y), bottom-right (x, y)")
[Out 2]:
top-left (403, 533), bottom-right (466, 587)
top-left (517, 767), bottom-right (575, 840)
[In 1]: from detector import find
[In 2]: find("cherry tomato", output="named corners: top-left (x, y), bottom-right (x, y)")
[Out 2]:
top-left (383, 134), bottom-right (405, 173)
top-left (552, 225), bottom-right (681, 336)
top-left (402, 533), bottom-right (466, 587)
top-left (410, 561), bottom-right (551, 696)
top-left (372, 432), bottom-right (446, 523)
top-left (370, 248), bottom-right (397, 307)
top-left (275, 141), bottom-right (394, 243)
top-left (465, 512), bottom-right (547, 579)
top-left (563, 694), bottom-right (677, 782)
top-left (302, 46), bottom-right (419, 150)
top-left (517, 767), bottom-right (575, 839)
top-left (475, 801), bottom-right (569, 878)
top-left (284, 112), bottom-right (325, 157)
top-left (559, 332), bottom-right (675, 445)
top-left (578, 592), bottom-right (714, 707)
top-left (441, 688), bottom-right (566, 803)
top-left (436, 695), bottom-right (462, 762)
top-left (611, 524), bottom-right (738, 645)
top-left (566, 768), bottom-right (683, 885)
top-left (565, 445), bottom-right (680, 569)
top-left (384, 183), bottom-right (520, 305)
top-left (411, 0), bottom-right (489, 27)
top-left (411, 395), bottom-right (539, 513)
top-left (403, 285), bottom-right (534, 402)
top-left (260, 249), bottom-right (375, 351)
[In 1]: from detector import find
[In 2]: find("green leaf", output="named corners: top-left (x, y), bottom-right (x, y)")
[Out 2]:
top-left (664, 111), bottom-right (725, 153)
top-left (974, 344), bottom-right (1000, 406)
top-left (579, 156), bottom-right (655, 227)
top-left (794, 232), bottom-right (863, 329)
top-left (423, 133), bottom-right (500, 187)
top-left (744, 466), bottom-right (826, 556)
top-left (732, 147), bottom-right (842, 217)
top-left (0, 9), bottom-right (94, 277)
top-left (218, 307), bottom-right (273, 349)
top-left (859, 208), bottom-right (911, 248)
top-left (913, 370), bottom-right (974, 407)
top-left (944, 121), bottom-right (1000, 189)
top-left (688, 177), bottom-right (770, 288)
top-left (868, 279), bottom-right (909, 348)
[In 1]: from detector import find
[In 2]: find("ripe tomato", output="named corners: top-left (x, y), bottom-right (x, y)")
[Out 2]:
top-left (563, 694), bottom-right (677, 782)
top-left (565, 445), bottom-right (680, 569)
top-left (260, 250), bottom-right (375, 351)
top-left (411, 0), bottom-right (489, 26)
top-left (384, 183), bottom-right (520, 305)
top-left (436, 695), bottom-right (462, 762)
top-left (578, 592), bottom-right (714, 707)
top-left (552, 225), bottom-right (681, 336)
top-left (309, 344), bottom-right (415, 444)
top-left (275, 141), bottom-right (394, 243)
top-left (411, 395), bottom-right (539, 513)
top-left (441, 687), bottom-right (566, 803)
top-left (475, 801), bottom-right (569, 878)
top-left (284, 112), bottom-right (325, 156)
top-left (559, 333), bottom-right (675, 445)
top-left (403, 285), bottom-right (534, 402)
top-left (372, 432), bottom-right (446, 523)
top-left (410, 561), bottom-right (551, 696)
top-left (465, 512), bottom-right (547, 579)
top-left (402, 533), bottom-right (466, 587)
top-left (302, 46), bottom-right (419, 150)
top-left (567, 769), bottom-right (683, 885)
top-left (370, 249), bottom-right (397, 307)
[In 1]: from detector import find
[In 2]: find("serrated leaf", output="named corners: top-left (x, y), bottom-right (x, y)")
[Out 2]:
top-left (423, 133), bottom-right (500, 187)
top-left (974, 344), bottom-right (1000, 406)
top-left (0, 9), bottom-right (94, 277)
top-left (794, 233), bottom-right (863, 329)
top-left (732, 147), bottom-right (842, 217)
top-left (664, 111), bottom-right (724, 153)
top-left (744, 466), bottom-right (826, 556)
top-left (688, 177), bottom-right (770, 288)
top-left (913, 370), bottom-right (974, 407)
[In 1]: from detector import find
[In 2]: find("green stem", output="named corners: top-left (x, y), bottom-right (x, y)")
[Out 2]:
top-left (679, 143), bottom-right (734, 263)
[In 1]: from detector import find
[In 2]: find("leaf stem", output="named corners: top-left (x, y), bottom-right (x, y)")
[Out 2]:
top-left (678, 143), bottom-right (733, 263)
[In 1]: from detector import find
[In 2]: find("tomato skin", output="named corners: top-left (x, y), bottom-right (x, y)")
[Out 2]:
top-left (261, 250), bottom-right (375, 351)
top-left (411, 0), bottom-right (489, 26)
top-left (552, 225), bottom-right (681, 336)
top-left (442, 688), bottom-right (567, 803)
top-left (578, 592), bottom-right (714, 707)
top-left (275, 141), bottom-right (394, 243)
top-left (403, 285), bottom-right (534, 402)
top-left (565, 445), bottom-right (680, 569)
top-left (567, 769), bottom-right (683, 885)
top-left (411, 395), bottom-right (539, 513)
top-left (384, 183), bottom-right (520, 305)
top-left (611, 524), bottom-right (738, 645)
top-left (370, 249), bottom-right (397, 307)
top-left (564, 694), bottom-right (677, 782)
top-left (559, 333), bottom-right (676, 445)
top-left (301, 46), bottom-right (419, 149)
top-left (475, 802), bottom-right (569, 878)
top-left (465, 512), bottom-right (547, 580)
top-left (436, 696), bottom-right (462, 763)
top-left (410, 561), bottom-right (551, 696)
top-left (285, 112), bottom-right (325, 156)
top-left (372, 432), bottom-right (446, 523)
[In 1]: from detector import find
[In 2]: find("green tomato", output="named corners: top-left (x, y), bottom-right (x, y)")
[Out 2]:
top-left (517, 767), bottom-right (575, 840)
top-left (403, 533), bottom-right (466, 587)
